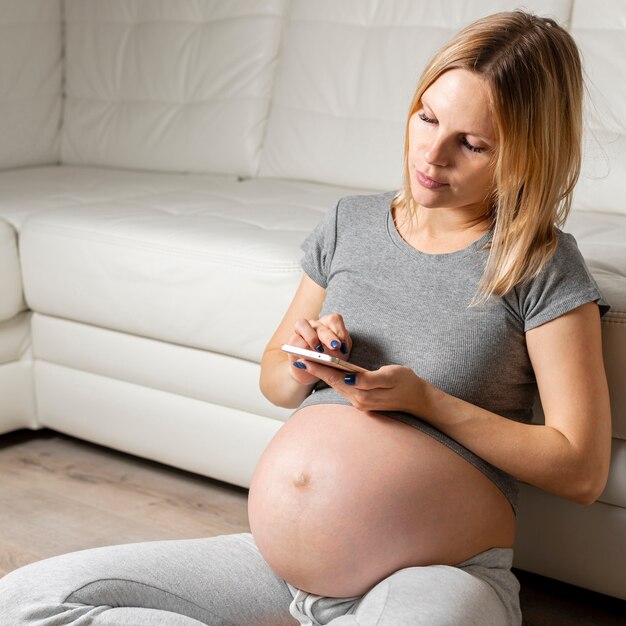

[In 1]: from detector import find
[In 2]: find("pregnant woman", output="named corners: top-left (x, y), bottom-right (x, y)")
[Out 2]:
top-left (0, 10), bottom-right (611, 626)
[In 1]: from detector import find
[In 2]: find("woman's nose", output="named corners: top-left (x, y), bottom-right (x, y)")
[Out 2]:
top-left (424, 135), bottom-right (448, 167)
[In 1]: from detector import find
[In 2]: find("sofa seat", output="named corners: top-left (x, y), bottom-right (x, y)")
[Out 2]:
top-left (0, 166), bottom-right (235, 231)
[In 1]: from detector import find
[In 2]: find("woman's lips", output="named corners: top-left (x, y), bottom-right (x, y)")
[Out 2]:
top-left (415, 169), bottom-right (448, 190)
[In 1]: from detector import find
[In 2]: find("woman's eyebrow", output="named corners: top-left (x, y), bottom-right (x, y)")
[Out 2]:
top-left (420, 97), bottom-right (493, 142)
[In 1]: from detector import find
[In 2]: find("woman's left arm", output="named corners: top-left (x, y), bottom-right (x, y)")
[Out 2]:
top-left (302, 301), bottom-right (612, 505)
top-left (419, 301), bottom-right (612, 505)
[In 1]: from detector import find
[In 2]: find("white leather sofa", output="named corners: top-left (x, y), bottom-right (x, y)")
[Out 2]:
top-left (1, 0), bottom-right (624, 601)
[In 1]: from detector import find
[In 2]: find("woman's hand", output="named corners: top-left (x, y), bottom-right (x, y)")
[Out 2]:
top-left (296, 360), bottom-right (431, 416)
top-left (286, 313), bottom-right (353, 386)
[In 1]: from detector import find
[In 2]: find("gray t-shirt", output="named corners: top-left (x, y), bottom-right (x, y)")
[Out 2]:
top-left (293, 190), bottom-right (610, 514)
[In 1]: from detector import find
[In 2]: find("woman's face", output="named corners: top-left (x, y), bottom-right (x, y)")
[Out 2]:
top-left (407, 68), bottom-right (496, 217)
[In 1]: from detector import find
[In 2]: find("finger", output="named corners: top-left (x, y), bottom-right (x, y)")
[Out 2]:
top-left (316, 326), bottom-right (346, 354)
top-left (304, 362), bottom-right (374, 412)
top-left (301, 360), bottom-right (350, 388)
top-left (313, 313), bottom-right (351, 354)
top-left (283, 334), bottom-right (322, 380)
top-left (293, 318), bottom-right (324, 352)
top-left (289, 360), bottom-right (323, 382)
top-left (343, 367), bottom-right (391, 390)
top-left (283, 332), bottom-right (308, 361)
top-left (284, 345), bottom-right (325, 385)
top-left (305, 361), bottom-right (378, 392)
top-left (318, 312), bottom-right (348, 342)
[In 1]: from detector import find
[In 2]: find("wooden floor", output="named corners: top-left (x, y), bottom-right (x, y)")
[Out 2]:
top-left (1, 429), bottom-right (624, 625)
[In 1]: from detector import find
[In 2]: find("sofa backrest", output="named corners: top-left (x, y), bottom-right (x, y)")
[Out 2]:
top-left (61, 0), bottom-right (287, 177)
top-left (258, 0), bottom-right (573, 191)
top-left (0, 0), bottom-right (62, 170)
top-left (570, 1), bottom-right (626, 215)
top-left (5, 0), bottom-right (624, 217)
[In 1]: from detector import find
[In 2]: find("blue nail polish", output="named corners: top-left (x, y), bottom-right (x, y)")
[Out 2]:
top-left (293, 361), bottom-right (307, 369)
top-left (315, 344), bottom-right (324, 352)
top-left (340, 342), bottom-right (348, 354)
top-left (330, 340), bottom-right (340, 349)
top-left (344, 373), bottom-right (356, 385)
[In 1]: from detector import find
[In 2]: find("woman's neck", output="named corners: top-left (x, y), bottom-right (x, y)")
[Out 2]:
top-left (393, 203), bottom-right (491, 254)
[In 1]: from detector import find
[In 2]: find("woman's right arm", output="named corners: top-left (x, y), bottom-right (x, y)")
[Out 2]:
top-left (259, 273), bottom-right (350, 409)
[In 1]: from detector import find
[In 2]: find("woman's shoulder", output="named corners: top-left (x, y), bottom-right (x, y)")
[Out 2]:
top-left (513, 226), bottom-right (610, 330)
top-left (332, 190), bottom-right (398, 233)
top-left (337, 189), bottom-right (397, 213)
top-left (514, 227), bottom-right (589, 288)
top-left (548, 227), bottom-right (587, 268)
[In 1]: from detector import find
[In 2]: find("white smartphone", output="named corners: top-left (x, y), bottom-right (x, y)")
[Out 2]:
top-left (281, 344), bottom-right (370, 373)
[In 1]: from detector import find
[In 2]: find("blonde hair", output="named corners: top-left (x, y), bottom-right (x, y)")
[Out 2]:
top-left (392, 10), bottom-right (583, 305)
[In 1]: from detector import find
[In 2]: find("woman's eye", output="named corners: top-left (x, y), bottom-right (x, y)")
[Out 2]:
top-left (418, 112), bottom-right (437, 124)
top-left (461, 137), bottom-right (485, 153)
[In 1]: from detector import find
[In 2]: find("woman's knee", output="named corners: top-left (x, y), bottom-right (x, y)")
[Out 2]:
top-left (0, 563), bottom-right (213, 626)
top-left (0, 558), bottom-right (68, 624)
top-left (0, 540), bottom-right (209, 624)
top-left (0, 534), bottom-right (296, 625)
top-left (350, 565), bottom-right (516, 626)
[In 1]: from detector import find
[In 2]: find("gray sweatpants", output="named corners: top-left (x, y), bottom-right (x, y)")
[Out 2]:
top-left (0, 532), bottom-right (522, 625)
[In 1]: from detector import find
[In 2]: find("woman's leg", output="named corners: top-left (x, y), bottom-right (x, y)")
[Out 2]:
top-left (0, 532), bottom-right (297, 626)
top-left (329, 547), bottom-right (522, 626)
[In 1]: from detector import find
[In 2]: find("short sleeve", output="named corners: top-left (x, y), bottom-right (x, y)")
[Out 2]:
top-left (299, 200), bottom-right (340, 288)
top-left (518, 230), bottom-right (611, 332)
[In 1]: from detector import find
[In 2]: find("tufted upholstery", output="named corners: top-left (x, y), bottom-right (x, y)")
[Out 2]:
top-left (0, 0), bottom-right (62, 169)
top-left (259, 0), bottom-right (573, 191)
top-left (570, 0), bottom-right (626, 216)
top-left (61, 0), bottom-right (287, 175)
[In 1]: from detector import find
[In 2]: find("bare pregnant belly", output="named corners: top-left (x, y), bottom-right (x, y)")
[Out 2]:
top-left (247, 404), bottom-right (516, 598)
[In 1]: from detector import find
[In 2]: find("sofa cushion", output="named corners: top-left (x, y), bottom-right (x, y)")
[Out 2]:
top-left (570, 1), bottom-right (626, 216)
top-left (564, 211), bottom-right (626, 314)
top-left (62, 0), bottom-right (286, 176)
top-left (0, 165), bottom-right (237, 230)
top-left (0, 220), bottom-right (25, 322)
top-left (4, 166), bottom-right (364, 363)
top-left (30, 312), bottom-right (291, 422)
top-left (258, 0), bottom-right (571, 190)
top-left (514, 482), bottom-right (626, 600)
top-left (0, 0), bottom-right (62, 169)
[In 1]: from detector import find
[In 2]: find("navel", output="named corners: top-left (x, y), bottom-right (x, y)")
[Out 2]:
top-left (293, 471), bottom-right (309, 487)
